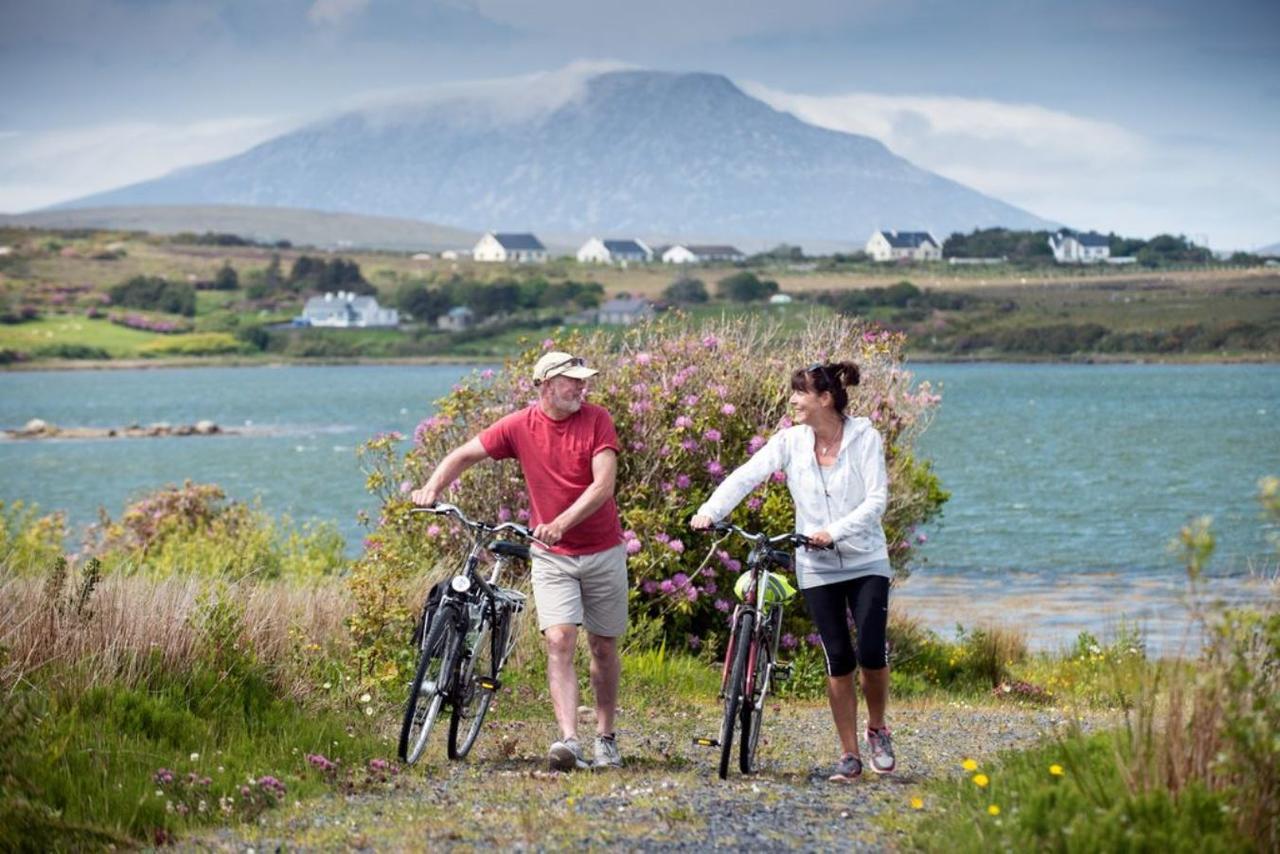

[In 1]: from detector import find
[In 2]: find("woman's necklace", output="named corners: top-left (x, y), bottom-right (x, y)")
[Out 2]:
top-left (816, 421), bottom-right (844, 458)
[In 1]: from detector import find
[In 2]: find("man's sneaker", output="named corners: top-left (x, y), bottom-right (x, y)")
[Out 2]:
top-left (548, 737), bottom-right (590, 772)
top-left (828, 753), bottom-right (863, 782)
top-left (866, 726), bottom-right (896, 774)
top-left (593, 733), bottom-right (623, 769)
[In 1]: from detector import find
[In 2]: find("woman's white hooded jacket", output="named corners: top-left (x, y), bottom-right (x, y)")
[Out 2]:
top-left (696, 416), bottom-right (891, 588)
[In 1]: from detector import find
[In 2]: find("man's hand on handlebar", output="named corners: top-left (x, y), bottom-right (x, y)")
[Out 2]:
top-left (409, 485), bottom-right (437, 507)
top-left (532, 519), bottom-right (567, 546)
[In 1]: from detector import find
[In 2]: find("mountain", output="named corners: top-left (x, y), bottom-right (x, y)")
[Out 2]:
top-left (1256, 241), bottom-right (1280, 257)
top-left (1, 205), bottom-right (479, 252)
top-left (57, 70), bottom-right (1054, 244)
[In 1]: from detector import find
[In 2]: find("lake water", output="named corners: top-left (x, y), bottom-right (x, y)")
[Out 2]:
top-left (2, 362), bottom-right (1277, 653)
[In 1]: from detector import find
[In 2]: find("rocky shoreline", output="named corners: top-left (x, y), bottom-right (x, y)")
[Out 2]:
top-left (3, 418), bottom-right (230, 440)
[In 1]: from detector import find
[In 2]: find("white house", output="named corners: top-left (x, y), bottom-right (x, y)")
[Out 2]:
top-left (576, 238), bottom-right (653, 264)
top-left (865, 230), bottom-right (942, 262)
top-left (300, 292), bottom-right (399, 328)
top-left (473, 232), bottom-right (548, 263)
top-left (1049, 230), bottom-right (1111, 264)
top-left (437, 306), bottom-right (474, 331)
top-left (661, 244), bottom-right (745, 264)
top-left (596, 297), bottom-right (655, 326)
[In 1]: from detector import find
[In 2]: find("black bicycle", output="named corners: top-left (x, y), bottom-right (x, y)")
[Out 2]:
top-left (696, 522), bottom-right (826, 778)
top-left (398, 503), bottom-right (537, 765)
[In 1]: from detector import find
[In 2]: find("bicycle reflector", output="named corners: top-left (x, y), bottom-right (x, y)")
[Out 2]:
top-left (450, 575), bottom-right (472, 594)
top-left (733, 570), bottom-right (796, 605)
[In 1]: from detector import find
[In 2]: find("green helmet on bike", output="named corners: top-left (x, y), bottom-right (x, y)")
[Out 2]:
top-left (733, 570), bottom-right (796, 605)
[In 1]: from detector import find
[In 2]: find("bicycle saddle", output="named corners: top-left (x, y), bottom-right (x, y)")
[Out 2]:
top-left (490, 540), bottom-right (531, 561)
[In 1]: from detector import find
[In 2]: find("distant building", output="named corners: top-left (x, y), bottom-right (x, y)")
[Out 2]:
top-left (769, 293), bottom-right (793, 305)
top-left (300, 292), bottom-right (399, 328)
top-left (577, 238), bottom-right (653, 264)
top-left (865, 230), bottom-right (942, 262)
top-left (440, 249), bottom-right (469, 261)
top-left (1049, 230), bottom-right (1111, 264)
top-left (437, 306), bottom-right (474, 331)
top-left (596, 297), bottom-right (655, 326)
top-left (411, 252), bottom-right (433, 261)
top-left (473, 232), bottom-right (548, 263)
top-left (662, 244), bottom-right (745, 264)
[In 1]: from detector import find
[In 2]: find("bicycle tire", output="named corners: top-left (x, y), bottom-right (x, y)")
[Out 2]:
top-left (447, 610), bottom-right (497, 760)
top-left (740, 608), bottom-right (780, 773)
top-left (398, 603), bottom-right (459, 765)
top-left (718, 610), bottom-right (754, 779)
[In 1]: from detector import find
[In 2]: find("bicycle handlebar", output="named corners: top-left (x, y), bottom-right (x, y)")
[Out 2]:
top-left (410, 503), bottom-right (548, 548)
top-left (707, 520), bottom-right (832, 551)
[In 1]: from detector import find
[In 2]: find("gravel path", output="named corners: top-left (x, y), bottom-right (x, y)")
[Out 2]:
top-left (186, 700), bottom-right (1089, 852)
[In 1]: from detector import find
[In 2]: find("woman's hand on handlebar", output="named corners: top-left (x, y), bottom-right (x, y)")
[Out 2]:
top-left (689, 514), bottom-right (714, 531)
top-left (805, 529), bottom-right (834, 548)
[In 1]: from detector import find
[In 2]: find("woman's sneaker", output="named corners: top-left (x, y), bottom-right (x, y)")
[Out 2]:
top-left (828, 753), bottom-right (863, 782)
top-left (548, 737), bottom-right (589, 771)
top-left (865, 727), bottom-right (896, 774)
top-left (593, 733), bottom-right (623, 769)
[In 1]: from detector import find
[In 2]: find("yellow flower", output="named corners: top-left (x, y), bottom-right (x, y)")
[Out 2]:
top-left (987, 804), bottom-right (1001, 816)
top-left (962, 758), bottom-right (978, 772)
top-left (973, 773), bottom-right (990, 788)
top-left (910, 797), bottom-right (924, 810)
top-left (1049, 763), bottom-right (1064, 776)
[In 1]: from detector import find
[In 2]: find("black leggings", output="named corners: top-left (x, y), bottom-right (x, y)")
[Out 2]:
top-left (801, 575), bottom-right (890, 676)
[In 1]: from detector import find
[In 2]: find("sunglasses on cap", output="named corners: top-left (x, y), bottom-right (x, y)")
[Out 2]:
top-left (536, 356), bottom-right (588, 382)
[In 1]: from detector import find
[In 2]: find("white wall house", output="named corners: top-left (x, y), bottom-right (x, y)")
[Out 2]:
top-left (865, 230), bottom-right (942, 262)
top-left (473, 232), bottom-right (548, 263)
top-left (576, 238), bottom-right (653, 264)
top-left (661, 244), bottom-right (746, 264)
top-left (300, 292), bottom-right (399, 328)
top-left (1048, 231), bottom-right (1111, 264)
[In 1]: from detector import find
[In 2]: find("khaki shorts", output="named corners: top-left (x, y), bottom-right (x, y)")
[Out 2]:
top-left (531, 543), bottom-right (629, 637)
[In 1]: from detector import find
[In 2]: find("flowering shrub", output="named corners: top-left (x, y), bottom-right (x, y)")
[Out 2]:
top-left (354, 315), bottom-right (946, 671)
top-left (108, 312), bottom-right (193, 334)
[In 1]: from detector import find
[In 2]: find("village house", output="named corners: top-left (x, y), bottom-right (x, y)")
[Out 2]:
top-left (472, 232), bottom-right (548, 263)
top-left (865, 230), bottom-right (942, 262)
top-left (299, 292), bottom-right (399, 328)
top-left (596, 296), bottom-right (655, 326)
top-left (576, 238), bottom-right (653, 265)
top-left (661, 244), bottom-right (745, 264)
top-left (1048, 230), bottom-right (1111, 264)
top-left (437, 306), bottom-right (474, 331)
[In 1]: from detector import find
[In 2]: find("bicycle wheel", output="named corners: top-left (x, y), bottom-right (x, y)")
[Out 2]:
top-left (398, 603), bottom-right (460, 765)
top-left (740, 608), bottom-right (780, 773)
top-left (447, 609), bottom-right (498, 760)
top-left (718, 610), bottom-right (754, 779)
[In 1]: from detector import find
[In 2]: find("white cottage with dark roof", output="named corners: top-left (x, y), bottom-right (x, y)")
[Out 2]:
top-left (473, 232), bottom-right (548, 263)
top-left (661, 244), bottom-right (745, 264)
top-left (865, 230), bottom-right (942, 262)
top-left (1049, 230), bottom-right (1111, 264)
top-left (300, 292), bottom-right (399, 328)
top-left (577, 238), bottom-right (653, 264)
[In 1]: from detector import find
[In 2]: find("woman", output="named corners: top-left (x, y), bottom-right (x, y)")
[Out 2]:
top-left (691, 361), bottom-right (894, 782)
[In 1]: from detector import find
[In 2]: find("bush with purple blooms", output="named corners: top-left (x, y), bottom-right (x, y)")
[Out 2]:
top-left (108, 312), bottom-right (194, 334)
top-left (354, 315), bottom-right (946, 676)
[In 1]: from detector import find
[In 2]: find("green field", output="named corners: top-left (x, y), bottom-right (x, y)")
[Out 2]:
top-left (0, 316), bottom-right (162, 358)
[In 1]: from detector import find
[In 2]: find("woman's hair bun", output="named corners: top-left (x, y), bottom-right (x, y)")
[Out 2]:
top-left (831, 361), bottom-right (860, 387)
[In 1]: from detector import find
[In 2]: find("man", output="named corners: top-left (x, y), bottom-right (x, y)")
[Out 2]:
top-left (411, 351), bottom-right (627, 771)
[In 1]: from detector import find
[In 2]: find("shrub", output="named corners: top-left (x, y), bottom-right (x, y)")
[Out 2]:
top-left (0, 500), bottom-right (67, 575)
top-left (140, 332), bottom-right (246, 357)
top-left (663, 276), bottom-right (709, 304)
top-left (109, 312), bottom-right (194, 334)
top-left (352, 315), bottom-right (947, 681)
top-left (32, 343), bottom-right (111, 360)
top-left (108, 275), bottom-right (196, 316)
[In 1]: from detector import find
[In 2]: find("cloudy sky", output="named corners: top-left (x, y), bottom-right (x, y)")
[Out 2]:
top-left (2, 0), bottom-right (1277, 248)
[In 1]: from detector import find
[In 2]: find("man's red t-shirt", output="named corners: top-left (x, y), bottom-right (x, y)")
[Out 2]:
top-left (478, 402), bottom-right (623, 556)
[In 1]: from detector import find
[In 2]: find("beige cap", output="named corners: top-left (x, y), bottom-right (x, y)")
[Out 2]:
top-left (532, 351), bottom-right (598, 384)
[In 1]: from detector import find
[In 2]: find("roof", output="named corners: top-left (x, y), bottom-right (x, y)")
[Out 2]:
top-left (492, 233), bottom-right (545, 251)
top-left (879, 231), bottom-right (937, 249)
top-left (602, 239), bottom-right (648, 255)
top-left (446, 306), bottom-right (474, 317)
top-left (599, 297), bottom-right (652, 313)
top-left (1076, 231), bottom-right (1110, 247)
top-left (683, 245), bottom-right (744, 256)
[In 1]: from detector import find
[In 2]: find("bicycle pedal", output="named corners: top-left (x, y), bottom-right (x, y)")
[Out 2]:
top-left (692, 737), bottom-right (720, 748)
top-left (773, 663), bottom-right (793, 681)
top-left (477, 677), bottom-right (501, 691)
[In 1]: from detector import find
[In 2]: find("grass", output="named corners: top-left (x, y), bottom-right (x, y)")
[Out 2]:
top-left (0, 315), bottom-right (161, 357)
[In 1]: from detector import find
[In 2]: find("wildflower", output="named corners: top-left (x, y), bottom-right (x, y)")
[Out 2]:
top-left (426, 524), bottom-right (441, 537)
top-left (973, 773), bottom-right (989, 788)
top-left (770, 470), bottom-right (786, 483)
top-left (682, 394), bottom-right (701, 407)
top-left (542, 338), bottom-right (555, 349)
top-left (706, 460), bottom-right (724, 477)
top-left (481, 368), bottom-right (495, 379)
top-left (675, 474), bottom-right (691, 489)
top-left (634, 351), bottom-right (652, 365)
top-left (675, 415), bottom-right (693, 429)
top-left (667, 539), bottom-right (685, 554)
top-left (702, 334), bottom-right (720, 349)
top-left (681, 438), bottom-right (698, 452)
top-left (364, 706), bottom-right (374, 716)
top-left (910, 797), bottom-right (924, 810)
top-left (746, 497), bottom-right (762, 511)
top-left (703, 428), bottom-right (721, 442)
top-left (987, 804), bottom-right (1000, 816)
top-left (687, 634), bottom-right (702, 650)
top-left (962, 758), bottom-right (978, 772)
top-left (714, 598), bottom-right (731, 612)
top-left (641, 580), bottom-right (658, 594)
top-left (190, 752), bottom-right (200, 762)
top-left (1049, 764), bottom-right (1064, 776)
top-left (747, 435), bottom-right (766, 454)
top-left (399, 480), bottom-right (412, 494)
top-left (720, 403), bottom-right (736, 415)
top-left (781, 633), bottom-right (798, 650)
top-left (916, 532), bottom-right (928, 544)
top-left (806, 632), bottom-right (821, 646)
top-left (626, 539), bottom-right (643, 555)
top-left (659, 579), bottom-right (675, 594)
top-left (360, 693), bottom-right (372, 703)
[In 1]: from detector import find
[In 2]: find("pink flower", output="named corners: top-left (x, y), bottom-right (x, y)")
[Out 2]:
top-left (714, 598), bottom-right (731, 612)
top-left (806, 632), bottom-right (822, 647)
top-left (675, 474), bottom-right (691, 489)
top-left (687, 634), bottom-right (702, 650)
top-left (706, 460), bottom-right (724, 477)
top-left (683, 394), bottom-right (700, 407)
top-left (779, 415), bottom-right (793, 429)
top-left (631, 440), bottom-right (647, 451)
top-left (623, 529), bottom-right (638, 540)
top-left (916, 532), bottom-right (928, 543)
top-left (634, 352), bottom-right (652, 365)
top-left (675, 415), bottom-right (693, 429)
top-left (681, 438), bottom-right (698, 452)
top-left (426, 524), bottom-right (441, 537)
top-left (654, 531), bottom-right (671, 543)
top-left (399, 481), bottom-right (413, 494)
top-left (497, 506), bottom-right (511, 522)
top-left (781, 633), bottom-right (798, 650)
top-left (481, 369), bottom-right (495, 379)
top-left (721, 403), bottom-right (736, 416)
top-left (747, 435), bottom-right (766, 454)
top-left (659, 579), bottom-right (675, 594)
top-left (642, 579), bottom-right (658, 594)
top-left (746, 497), bottom-right (762, 511)
top-left (703, 429), bottom-right (721, 443)
top-left (542, 338), bottom-right (555, 349)
top-left (626, 538), bottom-right (643, 555)
top-left (668, 539), bottom-right (685, 554)
top-left (517, 508), bottom-right (530, 521)
top-left (702, 334), bottom-right (720, 349)
top-left (770, 470), bottom-right (787, 483)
